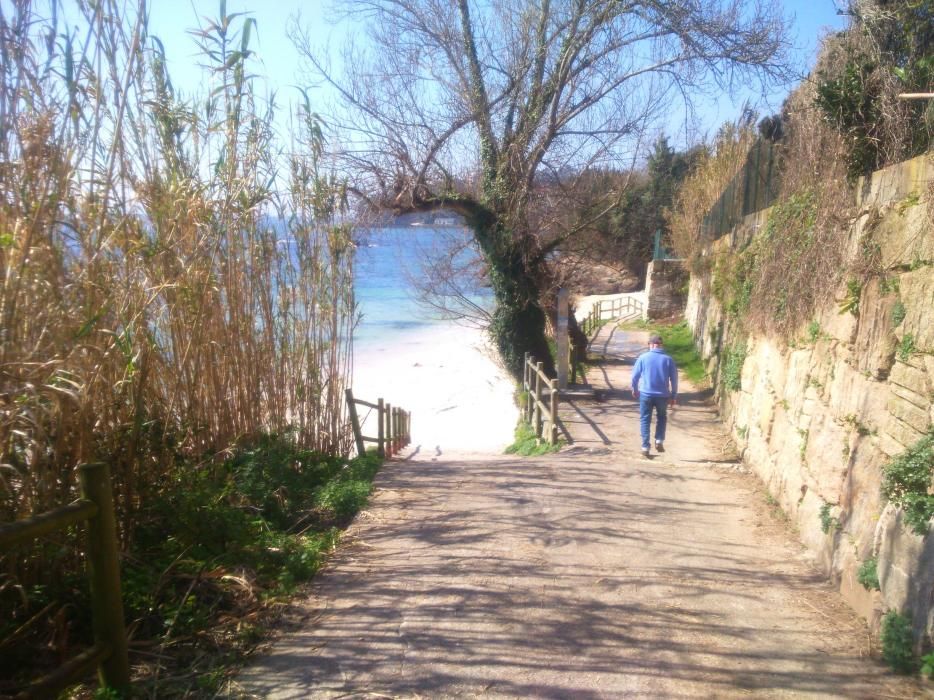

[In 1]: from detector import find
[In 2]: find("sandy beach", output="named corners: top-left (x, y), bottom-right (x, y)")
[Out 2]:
top-left (352, 323), bottom-right (518, 456)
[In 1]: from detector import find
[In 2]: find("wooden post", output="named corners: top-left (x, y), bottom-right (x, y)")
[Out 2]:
top-left (549, 379), bottom-right (559, 445)
top-left (534, 361), bottom-right (544, 439)
top-left (385, 402), bottom-right (393, 457)
top-left (78, 463), bottom-right (130, 695)
top-left (393, 407), bottom-right (400, 452)
top-left (377, 398), bottom-right (385, 458)
top-left (523, 352), bottom-right (530, 422)
top-left (556, 288), bottom-right (569, 391)
top-left (345, 388), bottom-right (366, 458)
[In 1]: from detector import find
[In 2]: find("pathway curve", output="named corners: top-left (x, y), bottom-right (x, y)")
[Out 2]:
top-left (239, 325), bottom-right (925, 699)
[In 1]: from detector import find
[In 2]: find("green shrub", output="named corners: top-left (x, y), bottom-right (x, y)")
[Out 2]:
top-left (921, 652), bottom-right (934, 679)
top-left (857, 558), bottom-right (881, 591)
top-left (881, 610), bottom-right (916, 673)
top-left (882, 431), bottom-right (934, 536)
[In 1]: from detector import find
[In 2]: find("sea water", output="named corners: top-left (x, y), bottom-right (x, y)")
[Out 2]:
top-left (353, 226), bottom-right (487, 352)
top-left (350, 226), bottom-right (516, 452)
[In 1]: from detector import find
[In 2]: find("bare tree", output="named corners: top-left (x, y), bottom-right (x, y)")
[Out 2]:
top-left (294, 0), bottom-right (792, 378)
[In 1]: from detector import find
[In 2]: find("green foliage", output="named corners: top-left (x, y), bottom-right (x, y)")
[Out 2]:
top-left (858, 557), bottom-right (881, 591)
top-left (819, 502), bottom-right (838, 534)
top-left (815, 58), bottom-right (883, 179)
top-left (838, 279), bottom-right (862, 317)
top-left (892, 299), bottom-right (907, 326)
top-left (93, 687), bottom-right (123, 700)
top-left (807, 320), bottom-right (822, 343)
top-left (921, 652), bottom-right (934, 678)
top-left (898, 333), bottom-right (916, 360)
top-left (721, 342), bottom-right (747, 392)
top-left (815, 1), bottom-right (934, 178)
top-left (621, 320), bottom-right (706, 384)
top-left (881, 610), bottom-right (917, 673)
top-left (881, 430), bottom-right (934, 536)
top-left (505, 421), bottom-right (561, 456)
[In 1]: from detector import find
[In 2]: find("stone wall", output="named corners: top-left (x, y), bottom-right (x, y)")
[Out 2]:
top-left (645, 259), bottom-right (688, 320)
top-left (685, 153), bottom-right (934, 646)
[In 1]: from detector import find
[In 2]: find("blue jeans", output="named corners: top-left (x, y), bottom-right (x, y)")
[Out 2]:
top-left (639, 395), bottom-right (668, 449)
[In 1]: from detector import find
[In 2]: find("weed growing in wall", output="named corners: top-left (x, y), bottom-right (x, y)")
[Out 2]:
top-left (819, 502), bottom-right (838, 534)
top-left (857, 557), bottom-right (881, 591)
top-left (881, 430), bottom-right (934, 536)
top-left (721, 342), bottom-right (747, 392)
top-left (881, 610), bottom-right (916, 673)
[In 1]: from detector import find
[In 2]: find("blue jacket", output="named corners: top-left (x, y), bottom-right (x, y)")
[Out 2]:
top-left (631, 348), bottom-right (678, 398)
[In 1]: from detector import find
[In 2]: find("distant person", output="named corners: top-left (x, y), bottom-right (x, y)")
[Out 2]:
top-left (630, 334), bottom-right (678, 458)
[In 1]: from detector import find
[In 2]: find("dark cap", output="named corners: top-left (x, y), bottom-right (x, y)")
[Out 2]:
top-left (649, 334), bottom-right (663, 345)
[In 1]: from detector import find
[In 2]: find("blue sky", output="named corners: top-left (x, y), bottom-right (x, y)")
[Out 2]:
top-left (143, 0), bottom-right (850, 148)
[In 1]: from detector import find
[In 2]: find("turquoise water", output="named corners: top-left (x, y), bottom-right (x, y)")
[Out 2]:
top-left (353, 226), bottom-right (488, 350)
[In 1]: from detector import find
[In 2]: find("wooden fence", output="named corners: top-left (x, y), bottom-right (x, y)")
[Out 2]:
top-left (580, 295), bottom-right (645, 337)
top-left (345, 388), bottom-right (412, 459)
top-left (0, 463), bottom-right (130, 698)
top-left (522, 353), bottom-right (559, 445)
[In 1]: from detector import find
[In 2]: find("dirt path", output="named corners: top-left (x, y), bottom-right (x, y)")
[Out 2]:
top-left (238, 326), bottom-right (926, 698)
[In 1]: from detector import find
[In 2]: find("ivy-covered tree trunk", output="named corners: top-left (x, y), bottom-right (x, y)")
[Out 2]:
top-left (466, 207), bottom-right (555, 381)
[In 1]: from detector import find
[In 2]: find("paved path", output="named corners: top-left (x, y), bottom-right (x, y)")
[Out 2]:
top-left (239, 326), bottom-right (925, 698)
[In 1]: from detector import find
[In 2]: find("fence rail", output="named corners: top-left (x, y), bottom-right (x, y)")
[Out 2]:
top-left (345, 388), bottom-right (412, 458)
top-left (0, 463), bottom-right (130, 698)
top-left (580, 295), bottom-right (644, 337)
top-left (522, 353), bottom-right (559, 445)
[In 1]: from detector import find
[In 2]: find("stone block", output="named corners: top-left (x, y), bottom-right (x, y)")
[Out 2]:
top-left (889, 361), bottom-right (933, 402)
top-left (876, 505), bottom-right (934, 643)
top-left (827, 361), bottom-right (890, 433)
top-left (817, 299), bottom-right (858, 344)
top-left (887, 394), bottom-right (932, 434)
top-left (797, 488), bottom-right (835, 572)
top-left (877, 197), bottom-right (934, 269)
top-left (804, 414), bottom-right (849, 500)
top-left (854, 278), bottom-right (898, 379)
top-left (882, 415), bottom-right (926, 452)
top-left (899, 268), bottom-right (934, 353)
top-left (645, 259), bottom-right (688, 320)
top-left (857, 153), bottom-right (932, 209)
top-left (837, 546), bottom-right (884, 623)
top-left (877, 431), bottom-right (906, 459)
top-left (782, 349), bottom-right (813, 416)
top-left (840, 437), bottom-right (887, 555)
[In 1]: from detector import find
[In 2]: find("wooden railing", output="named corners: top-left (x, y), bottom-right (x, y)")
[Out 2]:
top-left (0, 463), bottom-right (130, 699)
top-left (522, 353), bottom-right (559, 445)
top-left (580, 295), bottom-right (644, 338)
top-left (345, 388), bottom-right (412, 458)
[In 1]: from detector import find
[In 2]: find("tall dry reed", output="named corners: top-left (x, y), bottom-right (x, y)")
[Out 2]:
top-left (0, 0), bottom-right (355, 584)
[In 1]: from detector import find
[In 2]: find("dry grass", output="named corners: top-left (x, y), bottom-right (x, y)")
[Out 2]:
top-left (666, 120), bottom-right (757, 265)
top-left (0, 1), bottom-right (355, 580)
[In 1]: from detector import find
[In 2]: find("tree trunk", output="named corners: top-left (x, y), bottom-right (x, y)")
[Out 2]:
top-left (463, 207), bottom-right (555, 381)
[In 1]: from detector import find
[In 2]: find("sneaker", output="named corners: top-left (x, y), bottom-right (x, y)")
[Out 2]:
top-left (641, 447), bottom-right (650, 458)
top-left (655, 441), bottom-right (665, 453)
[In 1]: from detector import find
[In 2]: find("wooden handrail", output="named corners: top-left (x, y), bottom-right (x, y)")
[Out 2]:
top-left (522, 353), bottom-right (560, 446)
top-left (345, 388), bottom-right (412, 459)
top-left (0, 463), bottom-right (130, 698)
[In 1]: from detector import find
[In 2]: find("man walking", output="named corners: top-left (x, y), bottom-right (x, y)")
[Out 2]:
top-left (631, 334), bottom-right (678, 458)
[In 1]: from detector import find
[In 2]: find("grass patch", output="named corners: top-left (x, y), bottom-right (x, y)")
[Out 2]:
top-left (620, 319), bottom-right (706, 384)
top-left (505, 421), bottom-right (562, 456)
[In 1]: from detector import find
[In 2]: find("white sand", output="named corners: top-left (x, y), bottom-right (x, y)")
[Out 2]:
top-left (351, 324), bottom-right (518, 456)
